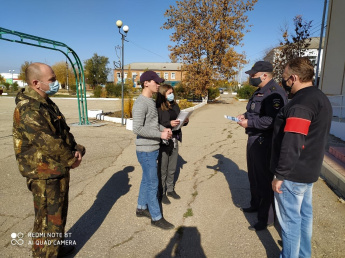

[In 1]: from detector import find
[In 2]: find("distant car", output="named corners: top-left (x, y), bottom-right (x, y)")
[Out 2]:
top-left (219, 89), bottom-right (224, 94)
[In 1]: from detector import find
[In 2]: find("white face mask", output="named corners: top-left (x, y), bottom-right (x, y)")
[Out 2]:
top-left (40, 80), bottom-right (60, 95)
top-left (167, 93), bottom-right (174, 101)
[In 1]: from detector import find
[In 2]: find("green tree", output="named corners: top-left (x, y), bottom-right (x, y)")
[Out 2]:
top-left (93, 86), bottom-right (103, 98)
top-left (12, 82), bottom-right (19, 92)
top-left (114, 83), bottom-right (128, 97)
top-left (162, 0), bottom-right (257, 96)
top-left (273, 15), bottom-right (312, 83)
top-left (4, 82), bottom-right (10, 90)
top-left (18, 61), bottom-right (32, 83)
top-left (105, 83), bottom-right (116, 97)
top-left (237, 84), bottom-right (257, 99)
top-left (0, 74), bottom-right (5, 84)
top-left (84, 53), bottom-right (110, 88)
top-left (174, 82), bottom-right (190, 99)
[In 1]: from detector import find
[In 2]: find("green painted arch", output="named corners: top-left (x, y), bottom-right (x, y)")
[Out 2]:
top-left (0, 27), bottom-right (89, 125)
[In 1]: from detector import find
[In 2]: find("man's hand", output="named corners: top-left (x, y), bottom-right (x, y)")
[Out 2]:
top-left (237, 114), bottom-right (245, 121)
top-left (71, 151), bottom-right (82, 169)
top-left (272, 178), bottom-right (283, 193)
top-left (237, 119), bottom-right (248, 128)
top-left (170, 120), bottom-right (180, 127)
top-left (161, 128), bottom-right (172, 140)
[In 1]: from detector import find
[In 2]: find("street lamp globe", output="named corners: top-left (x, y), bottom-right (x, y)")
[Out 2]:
top-left (116, 20), bottom-right (123, 28)
top-left (123, 25), bottom-right (129, 33)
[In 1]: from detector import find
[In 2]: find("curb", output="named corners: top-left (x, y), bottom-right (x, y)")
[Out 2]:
top-left (321, 153), bottom-right (345, 198)
top-left (89, 101), bottom-right (207, 130)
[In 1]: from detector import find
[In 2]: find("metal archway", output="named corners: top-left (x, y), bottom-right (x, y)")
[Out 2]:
top-left (0, 27), bottom-right (89, 125)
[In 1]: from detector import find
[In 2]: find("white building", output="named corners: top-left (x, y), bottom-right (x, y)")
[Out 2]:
top-left (0, 72), bottom-right (26, 87)
top-left (319, 0), bottom-right (345, 141)
top-left (263, 37), bottom-right (324, 74)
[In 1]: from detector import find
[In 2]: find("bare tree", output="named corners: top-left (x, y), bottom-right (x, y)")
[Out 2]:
top-left (273, 15), bottom-right (312, 83)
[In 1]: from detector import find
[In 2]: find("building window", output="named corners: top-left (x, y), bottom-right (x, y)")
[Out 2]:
top-left (124, 73), bottom-right (128, 79)
top-left (171, 73), bottom-right (176, 79)
top-left (116, 72), bottom-right (121, 83)
top-left (164, 73), bottom-right (169, 80)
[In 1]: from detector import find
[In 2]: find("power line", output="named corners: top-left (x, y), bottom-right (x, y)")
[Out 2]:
top-left (127, 39), bottom-right (169, 61)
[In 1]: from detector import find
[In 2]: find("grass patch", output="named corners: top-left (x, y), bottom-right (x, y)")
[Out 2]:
top-left (183, 208), bottom-right (193, 218)
top-left (192, 191), bottom-right (198, 197)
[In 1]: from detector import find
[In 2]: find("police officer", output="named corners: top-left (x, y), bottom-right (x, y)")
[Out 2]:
top-left (13, 63), bottom-right (85, 257)
top-left (237, 61), bottom-right (287, 231)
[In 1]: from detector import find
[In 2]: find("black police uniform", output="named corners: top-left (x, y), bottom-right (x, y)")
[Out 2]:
top-left (244, 79), bottom-right (287, 225)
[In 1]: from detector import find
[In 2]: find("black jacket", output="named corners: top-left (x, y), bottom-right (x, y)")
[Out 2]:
top-left (157, 102), bottom-right (187, 152)
top-left (270, 86), bottom-right (332, 183)
top-left (245, 79), bottom-right (288, 136)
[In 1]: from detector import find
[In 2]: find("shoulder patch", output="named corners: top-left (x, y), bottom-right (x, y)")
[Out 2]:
top-left (273, 98), bottom-right (282, 109)
top-left (13, 108), bottom-right (21, 125)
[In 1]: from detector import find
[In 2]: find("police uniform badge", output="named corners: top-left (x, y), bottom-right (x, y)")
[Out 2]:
top-left (273, 99), bottom-right (281, 109)
top-left (251, 102), bottom-right (255, 110)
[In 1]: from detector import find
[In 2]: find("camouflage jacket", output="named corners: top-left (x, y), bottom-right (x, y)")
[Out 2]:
top-left (13, 86), bottom-right (85, 179)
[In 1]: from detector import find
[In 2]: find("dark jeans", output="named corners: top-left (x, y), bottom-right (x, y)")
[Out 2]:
top-left (158, 142), bottom-right (179, 194)
top-left (247, 135), bottom-right (273, 224)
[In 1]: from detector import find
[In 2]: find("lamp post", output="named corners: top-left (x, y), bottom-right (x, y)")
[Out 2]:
top-left (116, 20), bottom-right (129, 125)
top-left (9, 69), bottom-right (14, 91)
top-left (66, 61), bottom-right (69, 91)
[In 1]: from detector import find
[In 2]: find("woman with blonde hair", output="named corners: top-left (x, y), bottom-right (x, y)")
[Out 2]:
top-left (156, 84), bottom-right (188, 204)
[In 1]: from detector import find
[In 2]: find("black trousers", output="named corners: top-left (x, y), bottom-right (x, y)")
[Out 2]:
top-left (247, 135), bottom-right (274, 224)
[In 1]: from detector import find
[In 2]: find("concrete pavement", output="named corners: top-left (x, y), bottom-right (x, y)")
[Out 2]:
top-left (0, 94), bottom-right (344, 257)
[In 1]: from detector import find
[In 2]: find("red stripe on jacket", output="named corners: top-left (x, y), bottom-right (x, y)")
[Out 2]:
top-left (284, 117), bottom-right (311, 135)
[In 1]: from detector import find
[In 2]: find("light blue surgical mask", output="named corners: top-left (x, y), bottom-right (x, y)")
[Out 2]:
top-left (167, 93), bottom-right (174, 102)
top-left (40, 80), bottom-right (60, 95)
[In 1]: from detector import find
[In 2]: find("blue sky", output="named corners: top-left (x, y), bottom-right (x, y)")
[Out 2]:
top-left (0, 0), bottom-right (327, 81)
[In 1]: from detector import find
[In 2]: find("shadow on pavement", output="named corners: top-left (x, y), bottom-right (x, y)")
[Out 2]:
top-left (158, 154), bottom-right (187, 214)
top-left (174, 155), bottom-right (187, 184)
top-left (207, 154), bottom-right (280, 258)
top-left (155, 226), bottom-right (206, 258)
top-left (67, 166), bottom-right (134, 256)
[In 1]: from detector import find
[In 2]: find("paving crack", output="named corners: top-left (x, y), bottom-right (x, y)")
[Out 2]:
top-left (109, 229), bottom-right (144, 250)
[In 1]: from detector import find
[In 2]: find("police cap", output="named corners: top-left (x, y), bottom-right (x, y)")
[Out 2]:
top-left (245, 61), bottom-right (273, 75)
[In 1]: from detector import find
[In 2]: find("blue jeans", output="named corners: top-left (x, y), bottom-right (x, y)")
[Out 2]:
top-left (136, 150), bottom-right (162, 221)
top-left (274, 180), bottom-right (313, 258)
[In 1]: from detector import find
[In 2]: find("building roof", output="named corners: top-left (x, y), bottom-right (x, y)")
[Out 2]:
top-left (306, 37), bottom-right (325, 49)
top-left (263, 37), bottom-right (325, 62)
top-left (123, 62), bottom-right (182, 71)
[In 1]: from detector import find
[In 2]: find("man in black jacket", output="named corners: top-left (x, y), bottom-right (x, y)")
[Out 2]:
top-left (237, 61), bottom-right (287, 231)
top-left (271, 57), bottom-right (332, 258)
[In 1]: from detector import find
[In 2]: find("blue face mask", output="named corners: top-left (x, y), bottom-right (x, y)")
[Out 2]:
top-left (41, 80), bottom-right (60, 95)
top-left (167, 93), bottom-right (174, 102)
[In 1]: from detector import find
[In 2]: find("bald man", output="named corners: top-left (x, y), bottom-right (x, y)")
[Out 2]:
top-left (13, 63), bottom-right (85, 257)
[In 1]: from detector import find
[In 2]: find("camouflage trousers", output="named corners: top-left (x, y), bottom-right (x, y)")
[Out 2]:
top-left (27, 172), bottom-right (70, 258)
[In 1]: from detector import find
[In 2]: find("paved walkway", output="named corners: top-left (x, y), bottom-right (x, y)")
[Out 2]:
top-left (0, 95), bottom-right (344, 257)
